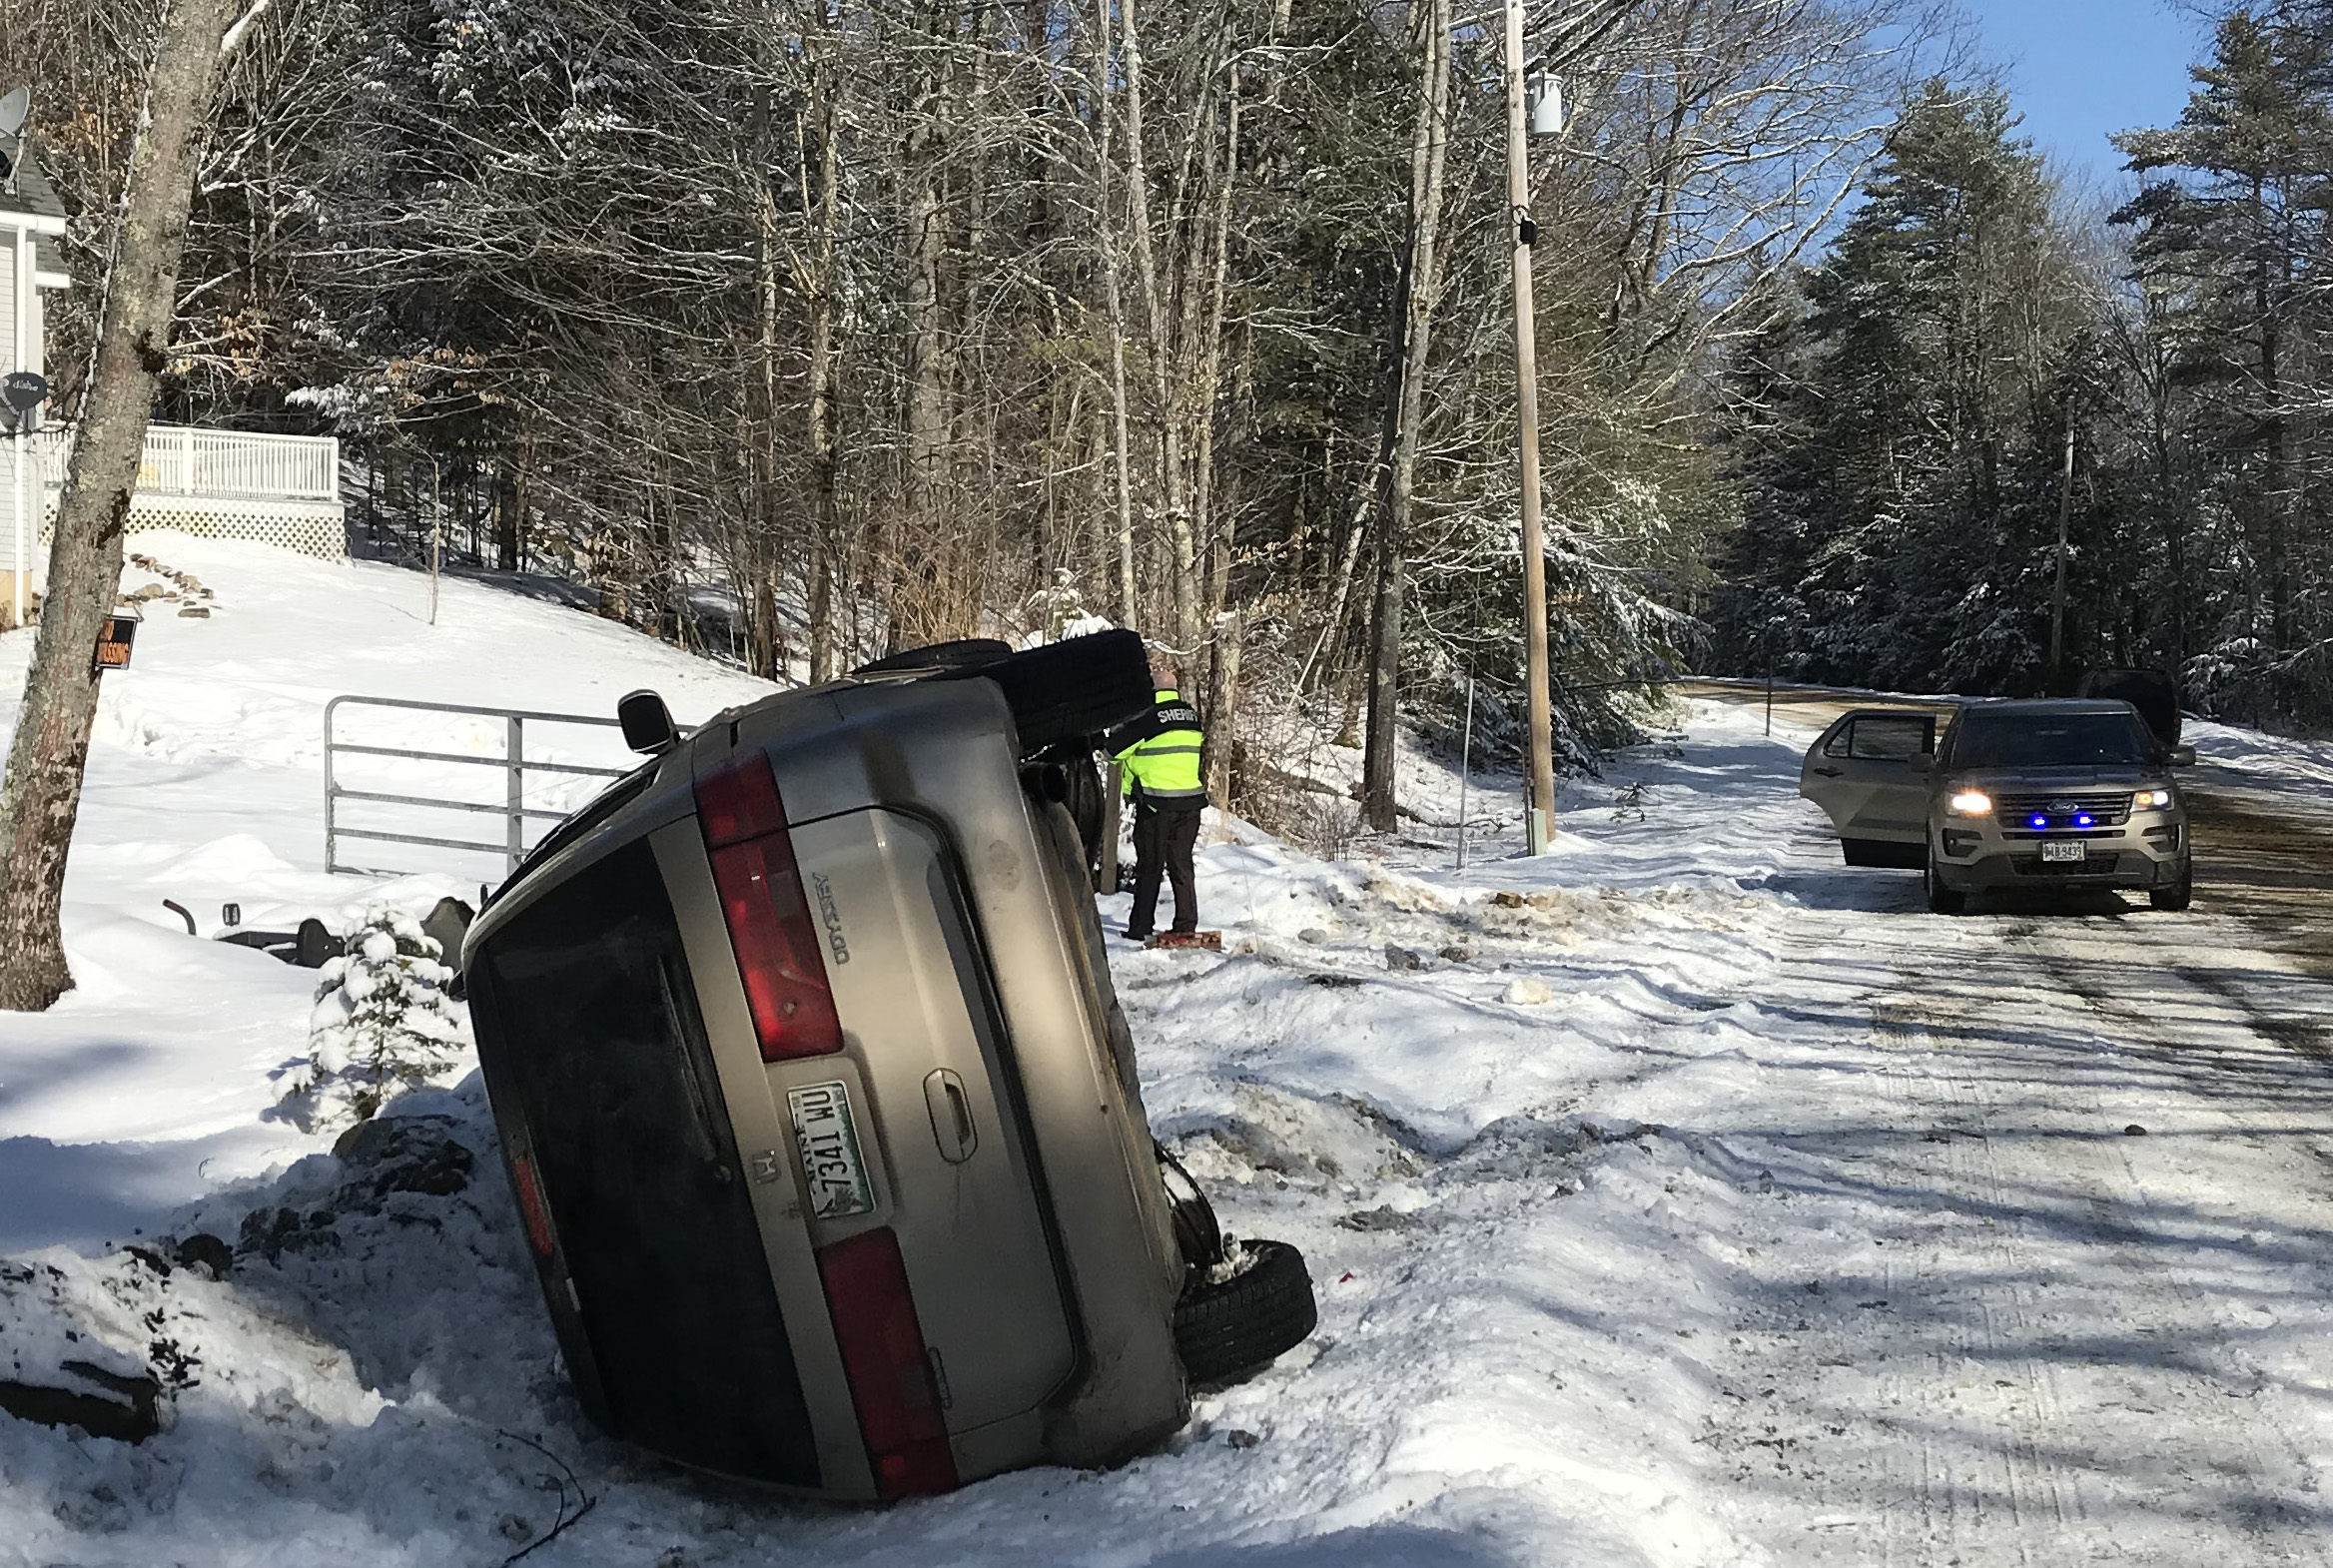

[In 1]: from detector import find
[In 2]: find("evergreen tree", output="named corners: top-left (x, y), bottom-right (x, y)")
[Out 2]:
top-left (296, 906), bottom-right (468, 1128)
top-left (2114, 10), bottom-right (2333, 718)
top-left (1711, 83), bottom-right (2092, 697)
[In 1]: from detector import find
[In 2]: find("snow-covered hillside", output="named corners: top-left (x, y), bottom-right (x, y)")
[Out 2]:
top-left (6, 537), bottom-right (2333, 1567)
top-left (0, 537), bottom-right (777, 1254)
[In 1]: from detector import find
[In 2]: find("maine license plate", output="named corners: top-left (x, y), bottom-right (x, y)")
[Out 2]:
top-left (2040, 840), bottom-right (2088, 864)
top-left (787, 1081), bottom-right (876, 1221)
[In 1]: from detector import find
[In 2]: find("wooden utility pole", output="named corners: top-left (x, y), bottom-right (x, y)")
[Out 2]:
top-left (2049, 412), bottom-right (2074, 694)
top-left (0, 0), bottom-right (246, 1011)
top-left (1505, 0), bottom-right (1557, 854)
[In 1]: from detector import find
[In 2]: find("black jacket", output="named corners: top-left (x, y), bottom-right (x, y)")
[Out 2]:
top-left (1104, 692), bottom-right (1203, 755)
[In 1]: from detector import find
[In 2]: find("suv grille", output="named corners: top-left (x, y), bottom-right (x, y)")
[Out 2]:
top-left (1992, 793), bottom-right (2132, 831)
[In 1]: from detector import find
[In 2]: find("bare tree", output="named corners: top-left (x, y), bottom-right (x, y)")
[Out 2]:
top-left (1362, 0), bottom-right (1454, 832)
top-left (0, 0), bottom-right (249, 1011)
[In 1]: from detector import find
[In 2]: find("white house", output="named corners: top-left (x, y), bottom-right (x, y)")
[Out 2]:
top-left (2, 134), bottom-right (344, 628)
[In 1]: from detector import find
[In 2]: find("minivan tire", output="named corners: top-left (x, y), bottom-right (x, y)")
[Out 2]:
top-left (1173, 1239), bottom-right (1318, 1388)
top-left (2149, 865), bottom-right (2194, 912)
top-left (853, 637), bottom-right (1016, 678)
top-left (945, 629), bottom-right (1157, 755)
top-left (1924, 856), bottom-right (1965, 916)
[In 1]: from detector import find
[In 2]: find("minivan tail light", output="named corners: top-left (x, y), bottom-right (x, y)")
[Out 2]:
top-left (508, 1153), bottom-right (556, 1257)
top-left (815, 1227), bottom-right (959, 1498)
top-left (694, 753), bottom-right (843, 1062)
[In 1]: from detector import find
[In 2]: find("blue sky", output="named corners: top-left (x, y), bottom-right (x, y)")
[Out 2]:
top-left (1960, 0), bottom-right (2207, 186)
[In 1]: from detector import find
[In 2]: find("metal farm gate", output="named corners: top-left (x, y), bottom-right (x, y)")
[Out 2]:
top-left (324, 695), bottom-right (631, 878)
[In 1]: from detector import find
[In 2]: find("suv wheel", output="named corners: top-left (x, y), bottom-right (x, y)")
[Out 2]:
top-left (1925, 855), bottom-right (1965, 916)
top-left (1173, 1239), bottom-right (1317, 1388)
top-left (2149, 864), bottom-right (2194, 912)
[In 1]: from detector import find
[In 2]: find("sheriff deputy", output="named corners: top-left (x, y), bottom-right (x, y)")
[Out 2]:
top-left (1108, 658), bottom-right (1205, 942)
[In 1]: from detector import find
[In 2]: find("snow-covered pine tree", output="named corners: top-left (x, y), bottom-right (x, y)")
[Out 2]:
top-left (297, 906), bottom-right (468, 1127)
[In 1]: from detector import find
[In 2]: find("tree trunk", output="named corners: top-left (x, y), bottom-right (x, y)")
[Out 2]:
top-left (1204, 608), bottom-right (1240, 810)
top-left (1360, 0), bottom-right (1452, 834)
top-left (2258, 174), bottom-right (2292, 662)
top-left (1300, 458), bottom-right (1378, 696)
top-left (804, 11), bottom-right (843, 681)
top-left (901, 13), bottom-right (951, 646)
top-left (1095, 0), bottom-right (1139, 626)
top-left (495, 452), bottom-right (520, 571)
top-left (0, 0), bottom-right (245, 1011)
top-left (1119, 0), bottom-right (1199, 652)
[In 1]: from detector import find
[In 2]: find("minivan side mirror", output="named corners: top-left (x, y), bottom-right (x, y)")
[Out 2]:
top-left (618, 689), bottom-right (680, 755)
top-left (2169, 744), bottom-right (2197, 768)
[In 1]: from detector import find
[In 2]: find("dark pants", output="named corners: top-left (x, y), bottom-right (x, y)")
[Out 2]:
top-left (1129, 798), bottom-right (1201, 936)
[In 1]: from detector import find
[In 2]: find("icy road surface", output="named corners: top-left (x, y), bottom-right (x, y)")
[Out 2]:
top-left (5, 538), bottom-right (2333, 1565)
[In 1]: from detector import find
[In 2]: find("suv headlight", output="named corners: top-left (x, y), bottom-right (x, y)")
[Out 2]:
top-left (2134, 788), bottom-right (2172, 809)
top-left (1948, 790), bottom-right (1993, 816)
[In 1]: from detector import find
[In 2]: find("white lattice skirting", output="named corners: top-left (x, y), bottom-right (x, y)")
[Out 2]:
top-left (2, 495), bottom-right (348, 571)
top-left (115, 497), bottom-right (348, 560)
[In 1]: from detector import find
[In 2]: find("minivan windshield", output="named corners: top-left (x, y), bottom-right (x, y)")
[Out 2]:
top-left (1950, 710), bottom-right (2152, 770)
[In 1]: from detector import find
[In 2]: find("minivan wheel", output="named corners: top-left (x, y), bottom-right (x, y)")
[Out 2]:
top-left (2150, 865), bottom-right (2194, 912)
top-left (940, 629), bottom-right (1157, 755)
top-left (1173, 1239), bottom-right (1318, 1388)
top-left (1925, 857), bottom-right (1965, 916)
top-left (1157, 1141), bottom-right (1225, 1269)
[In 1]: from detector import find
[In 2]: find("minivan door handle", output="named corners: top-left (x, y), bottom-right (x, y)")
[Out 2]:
top-left (1811, 767), bottom-right (1844, 777)
top-left (924, 1070), bottom-right (979, 1164)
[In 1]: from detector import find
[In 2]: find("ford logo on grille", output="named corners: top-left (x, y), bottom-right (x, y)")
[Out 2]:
top-left (2049, 799), bottom-right (2079, 814)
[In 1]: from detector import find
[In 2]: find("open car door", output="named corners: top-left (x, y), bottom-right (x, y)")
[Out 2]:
top-left (1800, 710), bottom-right (1939, 867)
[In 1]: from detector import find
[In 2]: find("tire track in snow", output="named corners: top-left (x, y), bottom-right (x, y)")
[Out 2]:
top-left (1710, 903), bottom-right (2333, 1565)
top-left (1835, 999), bottom-right (2083, 1566)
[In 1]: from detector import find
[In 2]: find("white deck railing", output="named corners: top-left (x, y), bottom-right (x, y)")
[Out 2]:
top-left (32, 422), bottom-right (340, 505)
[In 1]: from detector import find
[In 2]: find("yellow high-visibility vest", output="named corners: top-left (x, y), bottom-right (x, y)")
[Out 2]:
top-left (1117, 689), bottom-right (1204, 800)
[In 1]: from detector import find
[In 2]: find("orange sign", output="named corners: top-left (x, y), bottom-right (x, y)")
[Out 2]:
top-left (93, 615), bottom-right (138, 672)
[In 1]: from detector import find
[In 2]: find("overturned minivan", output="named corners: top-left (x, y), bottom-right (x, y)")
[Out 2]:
top-left (460, 631), bottom-right (1313, 1500)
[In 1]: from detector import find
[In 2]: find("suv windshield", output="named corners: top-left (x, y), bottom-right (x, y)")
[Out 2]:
top-left (1951, 711), bottom-right (2151, 769)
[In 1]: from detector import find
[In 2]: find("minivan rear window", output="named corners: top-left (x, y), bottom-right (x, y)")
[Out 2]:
top-left (473, 839), bottom-right (820, 1487)
top-left (1951, 711), bottom-right (2151, 769)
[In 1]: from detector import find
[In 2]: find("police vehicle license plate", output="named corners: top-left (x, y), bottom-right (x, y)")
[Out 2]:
top-left (787, 1081), bottom-right (875, 1220)
top-left (2040, 840), bottom-right (2087, 864)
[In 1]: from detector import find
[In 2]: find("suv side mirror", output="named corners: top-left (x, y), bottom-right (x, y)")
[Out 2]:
top-left (2169, 744), bottom-right (2197, 768)
top-left (618, 689), bottom-right (680, 756)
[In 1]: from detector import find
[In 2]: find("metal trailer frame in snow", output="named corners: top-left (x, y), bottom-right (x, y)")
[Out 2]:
top-left (324, 694), bottom-right (630, 877)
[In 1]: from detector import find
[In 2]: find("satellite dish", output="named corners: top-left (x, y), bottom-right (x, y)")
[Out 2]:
top-left (0, 88), bottom-right (27, 138)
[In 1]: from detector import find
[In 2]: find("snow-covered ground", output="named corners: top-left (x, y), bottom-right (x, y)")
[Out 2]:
top-left (6, 536), bottom-right (2333, 1565)
top-left (0, 537), bottom-right (775, 1253)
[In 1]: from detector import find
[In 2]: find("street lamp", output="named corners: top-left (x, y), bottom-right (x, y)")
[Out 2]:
top-left (1504, 0), bottom-right (1561, 854)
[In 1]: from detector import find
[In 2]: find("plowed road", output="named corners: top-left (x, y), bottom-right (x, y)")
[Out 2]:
top-left (1691, 684), bottom-right (2333, 1564)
